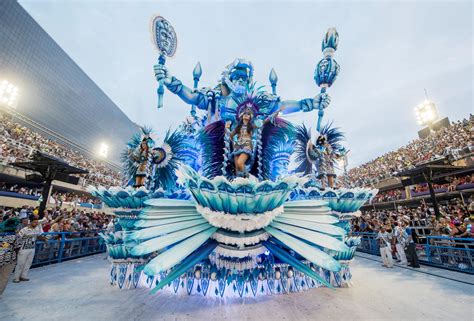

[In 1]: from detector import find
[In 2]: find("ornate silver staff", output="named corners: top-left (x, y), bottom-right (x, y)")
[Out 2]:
top-left (191, 62), bottom-right (202, 117)
top-left (314, 28), bottom-right (340, 131)
top-left (150, 15), bottom-right (177, 109)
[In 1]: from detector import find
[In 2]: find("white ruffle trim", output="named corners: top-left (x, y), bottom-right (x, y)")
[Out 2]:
top-left (211, 231), bottom-right (270, 247)
top-left (209, 245), bottom-right (267, 271)
top-left (332, 210), bottom-right (361, 217)
top-left (213, 245), bottom-right (267, 258)
top-left (196, 204), bottom-right (283, 233)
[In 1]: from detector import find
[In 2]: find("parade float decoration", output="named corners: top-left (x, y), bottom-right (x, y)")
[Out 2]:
top-left (90, 15), bottom-right (377, 297)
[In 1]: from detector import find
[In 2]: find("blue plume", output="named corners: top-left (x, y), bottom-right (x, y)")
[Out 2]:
top-left (258, 118), bottom-right (295, 180)
top-left (198, 120), bottom-right (228, 179)
top-left (150, 128), bottom-right (187, 191)
top-left (294, 124), bottom-right (312, 175)
top-left (319, 122), bottom-right (345, 152)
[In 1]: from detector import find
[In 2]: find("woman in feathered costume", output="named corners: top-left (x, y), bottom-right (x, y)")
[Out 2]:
top-left (295, 123), bottom-right (345, 189)
top-left (122, 127), bottom-right (187, 190)
top-left (122, 127), bottom-right (154, 188)
top-left (199, 85), bottom-right (293, 180)
top-left (229, 100), bottom-right (281, 178)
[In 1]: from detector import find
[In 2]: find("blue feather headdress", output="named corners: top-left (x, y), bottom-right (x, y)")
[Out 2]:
top-left (234, 83), bottom-right (274, 118)
top-left (318, 122), bottom-right (345, 151)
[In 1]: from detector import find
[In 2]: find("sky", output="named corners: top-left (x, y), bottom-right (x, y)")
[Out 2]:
top-left (20, 0), bottom-right (473, 168)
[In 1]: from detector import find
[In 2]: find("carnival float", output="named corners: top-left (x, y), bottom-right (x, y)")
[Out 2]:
top-left (89, 15), bottom-right (377, 298)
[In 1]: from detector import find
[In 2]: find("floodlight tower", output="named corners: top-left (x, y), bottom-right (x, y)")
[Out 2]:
top-left (414, 100), bottom-right (439, 127)
top-left (98, 142), bottom-right (109, 159)
top-left (414, 90), bottom-right (444, 138)
top-left (0, 80), bottom-right (19, 109)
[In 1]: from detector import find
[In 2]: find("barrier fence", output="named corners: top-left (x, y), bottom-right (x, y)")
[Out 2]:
top-left (355, 232), bottom-right (474, 274)
top-left (3, 231), bottom-right (472, 273)
top-left (32, 231), bottom-right (106, 267)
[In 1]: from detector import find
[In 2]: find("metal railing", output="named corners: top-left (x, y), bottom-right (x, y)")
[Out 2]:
top-left (355, 232), bottom-right (474, 274)
top-left (423, 236), bottom-right (474, 273)
top-left (31, 231), bottom-right (105, 267)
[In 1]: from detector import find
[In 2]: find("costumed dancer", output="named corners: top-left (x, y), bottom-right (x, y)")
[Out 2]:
top-left (308, 134), bottom-right (336, 188)
top-left (123, 127), bottom-right (188, 191)
top-left (295, 123), bottom-right (345, 189)
top-left (199, 86), bottom-right (293, 181)
top-left (122, 127), bottom-right (154, 188)
top-left (229, 101), bottom-right (281, 178)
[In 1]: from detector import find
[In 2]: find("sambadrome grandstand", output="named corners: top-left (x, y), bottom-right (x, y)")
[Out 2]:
top-left (0, 1), bottom-right (138, 210)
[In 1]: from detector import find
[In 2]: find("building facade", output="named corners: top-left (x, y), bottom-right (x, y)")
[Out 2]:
top-left (0, 1), bottom-right (138, 161)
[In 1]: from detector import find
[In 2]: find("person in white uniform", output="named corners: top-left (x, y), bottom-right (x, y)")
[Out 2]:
top-left (394, 221), bottom-right (408, 266)
top-left (376, 226), bottom-right (394, 268)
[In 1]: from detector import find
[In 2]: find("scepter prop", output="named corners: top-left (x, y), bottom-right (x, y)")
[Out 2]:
top-left (150, 15), bottom-right (177, 109)
top-left (314, 28), bottom-right (340, 131)
top-left (191, 62), bottom-right (202, 117)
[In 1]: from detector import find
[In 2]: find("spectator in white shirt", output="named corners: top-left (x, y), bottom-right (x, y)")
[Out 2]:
top-left (12, 215), bottom-right (48, 283)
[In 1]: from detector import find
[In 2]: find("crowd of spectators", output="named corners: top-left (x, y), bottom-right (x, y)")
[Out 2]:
top-left (0, 182), bottom-right (41, 197)
top-left (0, 114), bottom-right (122, 187)
top-left (342, 116), bottom-right (473, 187)
top-left (372, 188), bottom-right (404, 203)
top-left (353, 198), bottom-right (473, 239)
top-left (370, 174), bottom-right (473, 204)
top-left (0, 205), bottom-right (111, 236)
top-left (50, 192), bottom-right (102, 206)
top-left (0, 182), bottom-right (102, 206)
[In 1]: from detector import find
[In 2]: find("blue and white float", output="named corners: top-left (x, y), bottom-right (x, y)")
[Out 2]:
top-left (92, 16), bottom-right (377, 297)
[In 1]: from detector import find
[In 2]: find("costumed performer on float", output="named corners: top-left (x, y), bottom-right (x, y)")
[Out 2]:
top-left (294, 123), bottom-right (346, 189)
top-left (123, 128), bottom-right (153, 188)
top-left (199, 86), bottom-right (293, 181)
top-left (122, 127), bottom-right (187, 190)
top-left (229, 101), bottom-right (282, 178)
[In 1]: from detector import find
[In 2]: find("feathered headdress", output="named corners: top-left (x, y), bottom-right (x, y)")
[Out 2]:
top-left (199, 117), bottom-right (295, 180)
top-left (234, 82), bottom-right (273, 119)
top-left (317, 122), bottom-right (344, 151)
top-left (125, 127), bottom-right (154, 149)
top-left (294, 124), bottom-right (313, 175)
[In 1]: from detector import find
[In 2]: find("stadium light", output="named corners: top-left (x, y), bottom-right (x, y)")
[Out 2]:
top-left (0, 80), bottom-right (19, 108)
top-left (414, 100), bottom-right (439, 126)
top-left (97, 142), bottom-right (109, 159)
